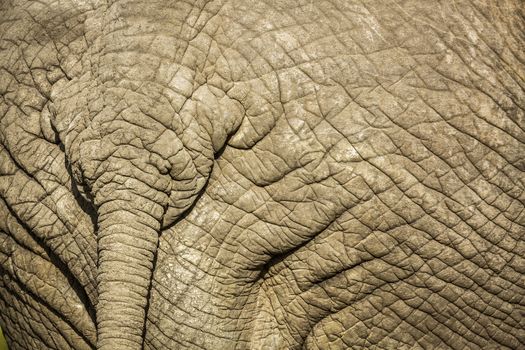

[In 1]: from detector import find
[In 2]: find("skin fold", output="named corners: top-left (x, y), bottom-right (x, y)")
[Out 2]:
top-left (0, 0), bottom-right (523, 349)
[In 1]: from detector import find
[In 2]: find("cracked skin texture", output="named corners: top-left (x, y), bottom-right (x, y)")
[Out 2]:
top-left (0, 0), bottom-right (524, 349)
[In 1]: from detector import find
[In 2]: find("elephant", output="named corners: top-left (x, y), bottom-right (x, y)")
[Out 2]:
top-left (0, 0), bottom-right (524, 349)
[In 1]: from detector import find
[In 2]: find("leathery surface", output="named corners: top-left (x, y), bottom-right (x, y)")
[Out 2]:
top-left (0, 0), bottom-right (524, 349)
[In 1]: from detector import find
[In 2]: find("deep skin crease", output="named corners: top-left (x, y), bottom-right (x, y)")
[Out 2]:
top-left (0, 0), bottom-right (524, 349)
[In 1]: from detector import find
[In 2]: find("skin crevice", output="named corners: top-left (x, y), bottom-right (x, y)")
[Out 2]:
top-left (0, 186), bottom-right (96, 322)
top-left (0, 263), bottom-right (95, 349)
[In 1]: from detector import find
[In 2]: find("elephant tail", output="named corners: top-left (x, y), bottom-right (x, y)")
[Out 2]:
top-left (93, 165), bottom-right (170, 350)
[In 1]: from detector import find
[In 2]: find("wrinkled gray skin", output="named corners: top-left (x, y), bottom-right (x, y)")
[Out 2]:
top-left (0, 0), bottom-right (524, 349)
